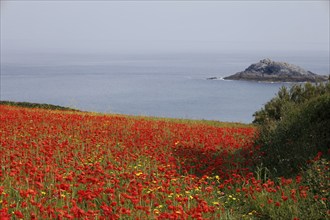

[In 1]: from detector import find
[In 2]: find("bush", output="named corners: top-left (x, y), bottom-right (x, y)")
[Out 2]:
top-left (253, 82), bottom-right (330, 126)
top-left (254, 82), bottom-right (330, 177)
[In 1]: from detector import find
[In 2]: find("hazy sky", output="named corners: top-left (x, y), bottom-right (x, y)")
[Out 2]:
top-left (1, 1), bottom-right (329, 54)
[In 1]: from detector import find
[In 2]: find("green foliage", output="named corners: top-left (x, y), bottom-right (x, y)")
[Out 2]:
top-left (302, 159), bottom-right (330, 210)
top-left (253, 82), bottom-right (330, 177)
top-left (253, 82), bottom-right (330, 126)
top-left (0, 100), bottom-right (79, 112)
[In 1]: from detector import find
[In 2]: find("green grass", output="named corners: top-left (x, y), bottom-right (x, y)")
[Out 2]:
top-left (0, 100), bottom-right (80, 112)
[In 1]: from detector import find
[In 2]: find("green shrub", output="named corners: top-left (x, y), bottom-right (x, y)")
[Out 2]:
top-left (253, 82), bottom-right (330, 126)
top-left (253, 82), bottom-right (330, 177)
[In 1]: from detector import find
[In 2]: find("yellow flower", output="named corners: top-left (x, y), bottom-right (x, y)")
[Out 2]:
top-left (212, 201), bottom-right (220, 205)
top-left (153, 209), bottom-right (160, 215)
top-left (135, 172), bottom-right (143, 177)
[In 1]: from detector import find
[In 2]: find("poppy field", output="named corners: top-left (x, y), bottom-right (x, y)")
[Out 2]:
top-left (0, 105), bottom-right (328, 219)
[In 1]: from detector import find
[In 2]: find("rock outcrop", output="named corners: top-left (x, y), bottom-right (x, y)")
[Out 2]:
top-left (224, 58), bottom-right (328, 82)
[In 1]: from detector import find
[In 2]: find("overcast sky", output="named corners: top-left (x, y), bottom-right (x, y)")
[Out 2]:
top-left (1, 1), bottom-right (329, 54)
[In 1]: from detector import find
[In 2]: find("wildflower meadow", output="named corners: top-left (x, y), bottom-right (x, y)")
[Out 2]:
top-left (0, 104), bottom-right (328, 219)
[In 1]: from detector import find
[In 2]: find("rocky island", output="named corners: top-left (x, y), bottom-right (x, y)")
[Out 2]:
top-left (223, 58), bottom-right (328, 82)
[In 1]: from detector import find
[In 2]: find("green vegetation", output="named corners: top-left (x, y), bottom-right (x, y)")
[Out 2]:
top-left (252, 82), bottom-right (330, 216)
top-left (1, 90), bottom-right (329, 219)
top-left (0, 100), bottom-right (80, 112)
top-left (133, 115), bottom-right (251, 128)
top-left (253, 82), bottom-right (330, 177)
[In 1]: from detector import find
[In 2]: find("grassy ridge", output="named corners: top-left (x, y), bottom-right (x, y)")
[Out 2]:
top-left (0, 100), bottom-right (80, 112)
top-left (0, 100), bottom-right (251, 128)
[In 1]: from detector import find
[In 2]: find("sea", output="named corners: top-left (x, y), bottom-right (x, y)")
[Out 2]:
top-left (1, 51), bottom-right (329, 123)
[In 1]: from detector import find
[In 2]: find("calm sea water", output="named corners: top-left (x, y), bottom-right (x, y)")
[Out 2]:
top-left (1, 51), bottom-right (329, 123)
